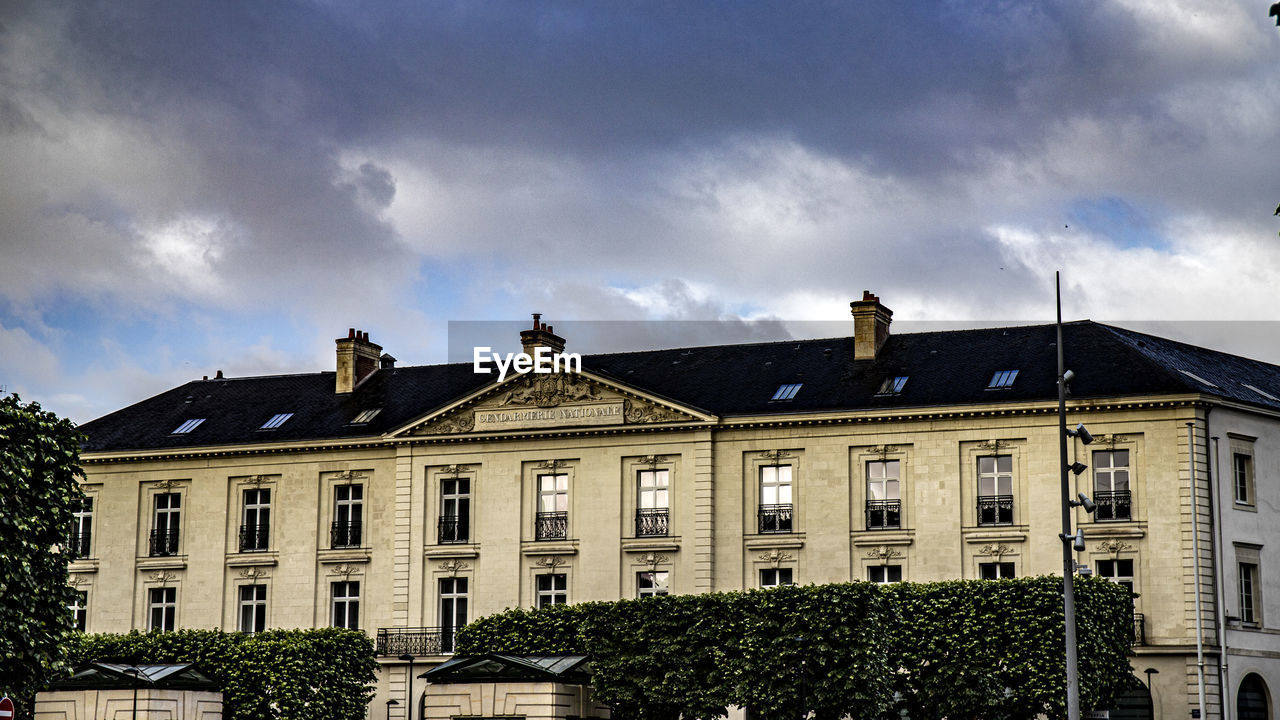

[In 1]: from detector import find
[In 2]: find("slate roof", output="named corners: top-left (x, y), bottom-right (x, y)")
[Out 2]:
top-left (78, 321), bottom-right (1280, 453)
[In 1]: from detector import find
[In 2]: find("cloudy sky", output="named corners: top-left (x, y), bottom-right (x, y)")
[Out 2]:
top-left (2, 1), bottom-right (1279, 423)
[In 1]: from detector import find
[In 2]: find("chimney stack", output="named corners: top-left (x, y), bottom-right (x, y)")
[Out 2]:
top-left (520, 313), bottom-right (566, 357)
top-left (335, 327), bottom-right (384, 393)
top-left (850, 290), bottom-right (892, 361)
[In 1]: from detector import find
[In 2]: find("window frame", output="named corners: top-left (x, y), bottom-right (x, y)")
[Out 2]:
top-left (331, 581), bottom-right (360, 630)
top-left (240, 487), bottom-right (271, 552)
top-left (238, 584), bottom-right (267, 633)
top-left (637, 571), bottom-right (670, 598)
top-left (976, 455), bottom-right (1014, 526)
top-left (439, 475), bottom-right (472, 544)
top-left (71, 496), bottom-right (94, 559)
top-left (148, 586), bottom-right (176, 632)
top-left (332, 483), bottom-right (364, 548)
top-left (70, 589), bottom-right (88, 632)
top-left (865, 459), bottom-right (902, 530)
top-left (439, 577), bottom-right (468, 652)
top-left (758, 464), bottom-right (794, 533)
top-left (868, 565), bottom-right (902, 584)
top-left (151, 492), bottom-right (182, 556)
top-left (978, 561), bottom-right (1016, 580)
top-left (1239, 562), bottom-right (1261, 626)
top-left (759, 568), bottom-right (794, 588)
top-left (535, 573), bottom-right (567, 608)
top-left (1234, 452), bottom-right (1255, 507)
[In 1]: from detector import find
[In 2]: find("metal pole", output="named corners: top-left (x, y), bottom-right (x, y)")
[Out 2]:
top-left (1056, 271), bottom-right (1080, 720)
top-left (1188, 422), bottom-right (1208, 719)
top-left (1211, 435), bottom-right (1233, 720)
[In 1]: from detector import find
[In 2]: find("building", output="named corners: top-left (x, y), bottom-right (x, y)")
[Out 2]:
top-left (73, 293), bottom-right (1280, 719)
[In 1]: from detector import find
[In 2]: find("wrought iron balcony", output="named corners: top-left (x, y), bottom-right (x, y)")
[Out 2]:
top-left (977, 495), bottom-right (1014, 526)
top-left (1132, 612), bottom-right (1145, 645)
top-left (330, 520), bottom-right (363, 548)
top-left (438, 515), bottom-right (469, 544)
top-left (238, 523), bottom-right (269, 552)
top-left (376, 626), bottom-right (457, 656)
top-left (1095, 490), bottom-right (1132, 521)
top-left (68, 532), bottom-right (91, 559)
top-left (535, 511), bottom-right (567, 540)
top-left (758, 504), bottom-right (793, 534)
top-left (635, 508), bottom-right (669, 537)
top-left (148, 529), bottom-right (179, 557)
top-left (866, 499), bottom-right (901, 529)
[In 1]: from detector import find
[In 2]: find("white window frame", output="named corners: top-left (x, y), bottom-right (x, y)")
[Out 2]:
top-left (637, 571), bottom-right (669, 597)
top-left (331, 581), bottom-right (360, 629)
top-left (238, 584), bottom-right (267, 633)
top-left (760, 568), bottom-right (794, 588)
top-left (868, 565), bottom-right (902, 584)
top-left (1234, 453), bottom-right (1255, 507)
top-left (535, 573), bottom-right (567, 608)
top-left (1097, 558), bottom-right (1135, 594)
top-left (638, 469), bottom-right (669, 510)
top-left (333, 484), bottom-right (364, 547)
top-left (148, 586), bottom-right (176, 632)
top-left (440, 476), bottom-right (471, 543)
top-left (72, 497), bottom-right (94, 557)
top-left (979, 561), bottom-right (1016, 580)
top-left (70, 589), bottom-right (88, 631)
top-left (439, 577), bottom-right (469, 644)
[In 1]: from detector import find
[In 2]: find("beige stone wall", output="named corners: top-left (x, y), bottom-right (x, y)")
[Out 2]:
top-left (422, 681), bottom-right (608, 720)
top-left (35, 689), bottom-right (221, 720)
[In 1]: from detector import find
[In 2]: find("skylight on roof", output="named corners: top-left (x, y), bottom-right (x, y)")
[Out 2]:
top-left (987, 370), bottom-right (1018, 389)
top-left (772, 383), bottom-right (803, 401)
top-left (260, 413), bottom-right (294, 430)
top-left (1179, 370), bottom-right (1218, 388)
top-left (351, 408), bottom-right (382, 424)
top-left (1243, 383), bottom-right (1278, 402)
top-left (877, 376), bottom-right (908, 395)
top-left (171, 418), bottom-right (205, 434)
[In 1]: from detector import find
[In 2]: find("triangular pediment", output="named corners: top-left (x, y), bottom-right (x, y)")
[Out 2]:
top-left (389, 369), bottom-right (716, 437)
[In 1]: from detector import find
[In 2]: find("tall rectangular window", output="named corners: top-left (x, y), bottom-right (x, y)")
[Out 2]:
top-left (439, 477), bottom-right (471, 544)
top-left (535, 474), bottom-right (568, 540)
top-left (240, 488), bottom-right (271, 552)
top-left (1093, 450), bottom-right (1132, 521)
top-left (150, 493), bottom-right (181, 556)
top-left (979, 562), bottom-right (1015, 580)
top-left (760, 568), bottom-right (794, 588)
top-left (758, 465), bottom-right (793, 533)
top-left (866, 460), bottom-right (900, 529)
top-left (977, 456), bottom-right (1013, 525)
top-left (636, 469), bottom-right (670, 537)
top-left (70, 497), bottom-right (93, 559)
top-left (1097, 558), bottom-right (1135, 594)
top-left (1240, 563), bottom-right (1260, 625)
top-left (238, 584), bottom-right (267, 633)
top-left (1234, 454), bottom-right (1254, 506)
top-left (148, 587), bottom-right (176, 632)
top-left (868, 565), bottom-right (902, 584)
top-left (439, 577), bottom-right (468, 653)
top-left (332, 485), bottom-right (363, 548)
top-left (536, 573), bottom-right (567, 608)
top-left (637, 571), bottom-right (669, 597)
top-left (70, 590), bottom-right (87, 631)
top-left (331, 581), bottom-right (360, 629)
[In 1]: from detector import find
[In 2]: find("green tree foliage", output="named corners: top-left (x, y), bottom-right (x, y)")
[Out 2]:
top-left (68, 628), bottom-right (378, 720)
top-left (0, 395), bottom-right (85, 715)
top-left (457, 577), bottom-right (1133, 720)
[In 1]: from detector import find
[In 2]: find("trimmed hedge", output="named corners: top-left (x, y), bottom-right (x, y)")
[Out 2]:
top-left (457, 576), bottom-right (1133, 720)
top-left (67, 629), bottom-right (378, 720)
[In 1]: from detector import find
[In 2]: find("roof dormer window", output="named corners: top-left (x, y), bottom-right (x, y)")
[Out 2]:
top-left (351, 408), bottom-right (382, 424)
top-left (771, 383), bottom-right (803, 401)
top-left (877, 376), bottom-right (908, 395)
top-left (986, 370), bottom-right (1018, 389)
top-left (260, 413), bottom-right (294, 430)
top-left (171, 418), bottom-right (205, 434)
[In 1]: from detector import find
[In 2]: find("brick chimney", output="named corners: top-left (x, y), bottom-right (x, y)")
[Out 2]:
top-left (850, 291), bottom-right (893, 361)
top-left (519, 313), bottom-right (566, 356)
top-left (335, 328), bottom-right (383, 393)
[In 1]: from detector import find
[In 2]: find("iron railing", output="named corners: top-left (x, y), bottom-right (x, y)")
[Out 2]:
top-left (977, 495), bottom-right (1014, 526)
top-left (535, 511), bottom-right (567, 540)
top-left (438, 515), bottom-right (468, 544)
top-left (149, 529), bottom-right (179, 557)
top-left (866, 499), bottom-right (901, 529)
top-left (635, 508), bottom-right (669, 537)
top-left (238, 524), bottom-right (269, 552)
top-left (1132, 612), bottom-right (1145, 645)
top-left (758, 504), bottom-right (793, 534)
top-left (375, 626), bottom-right (456, 656)
top-left (68, 532), bottom-right (91, 559)
top-left (330, 520), bottom-right (363, 548)
top-left (1095, 490), bottom-right (1132, 521)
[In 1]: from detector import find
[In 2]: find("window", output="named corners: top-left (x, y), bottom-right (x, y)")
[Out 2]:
top-left (171, 418), bottom-right (205, 434)
top-left (1093, 450), bottom-right (1132, 521)
top-left (331, 484), bottom-right (363, 548)
top-left (150, 493), bottom-right (181, 556)
top-left (1234, 453), bottom-right (1255, 506)
top-left (148, 587), bottom-right (176, 632)
top-left (238, 584), bottom-right (267, 633)
top-left (758, 465), bottom-right (793, 533)
top-left (535, 473), bottom-right (568, 540)
top-left (637, 571), bottom-right (669, 597)
top-left (331, 581), bottom-right (360, 629)
top-left (536, 573), bottom-right (567, 608)
top-left (1097, 558), bottom-right (1135, 594)
top-left (259, 412), bottom-right (293, 430)
top-left (70, 590), bottom-right (87, 631)
top-left (240, 488), bottom-right (270, 552)
top-left (868, 565), bottom-right (902, 584)
top-left (979, 562), bottom-right (1015, 580)
top-left (771, 383), bottom-right (803, 401)
top-left (866, 460), bottom-right (901, 529)
top-left (977, 456), bottom-right (1013, 525)
top-left (70, 497), bottom-right (93, 559)
top-left (760, 568), bottom-right (794, 588)
top-left (1240, 563), bottom-right (1260, 626)
top-left (986, 370), bottom-right (1018, 389)
top-left (439, 476), bottom-right (471, 544)
top-left (636, 469), bottom-right (670, 536)
top-left (350, 408), bottom-right (382, 424)
top-left (877, 376), bottom-right (908, 395)
top-left (439, 577), bottom-right (468, 653)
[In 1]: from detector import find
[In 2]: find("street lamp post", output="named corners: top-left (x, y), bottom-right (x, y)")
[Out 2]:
top-left (1143, 668), bottom-right (1160, 719)
top-left (399, 654), bottom-right (416, 720)
top-left (1056, 272), bottom-right (1081, 720)
top-left (122, 666), bottom-right (144, 720)
top-left (386, 697), bottom-right (400, 720)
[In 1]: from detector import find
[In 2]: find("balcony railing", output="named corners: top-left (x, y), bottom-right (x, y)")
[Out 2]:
top-left (1132, 612), bottom-right (1145, 645)
top-left (866, 499), bottom-right (901, 529)
top-left (977, 495), bottom-right (1014, 526)
top-left (376, 626), bottom-right (457, 656)
top-left (535, 511), bottom-right (567, 540)
top-left (148, 529), bottom-right (179, 557)
top-left (438, 515), bottom-right (469, 544)
top-left (238, 524), bottom-right (269, 552)
top-left (758, 504), bottom-right (793, 534)
top-left (330, 520), bottom-right (363, 548)
top-left (68, 532), bottom-right (91, 559)
top-left (636, 508), bottom-right (670, 537)
top-left (1095, 490), bottom-right (1132, 521)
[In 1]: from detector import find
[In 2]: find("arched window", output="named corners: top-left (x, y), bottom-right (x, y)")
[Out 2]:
top-left (1237, 673), bottom-right (1270, 720)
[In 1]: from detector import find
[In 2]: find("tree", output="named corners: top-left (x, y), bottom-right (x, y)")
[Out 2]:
top-left (0, 395), bottom-right (85, 717)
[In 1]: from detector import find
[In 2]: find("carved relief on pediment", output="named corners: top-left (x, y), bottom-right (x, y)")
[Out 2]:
top-left (496, 374), bottom-right (603, 408)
